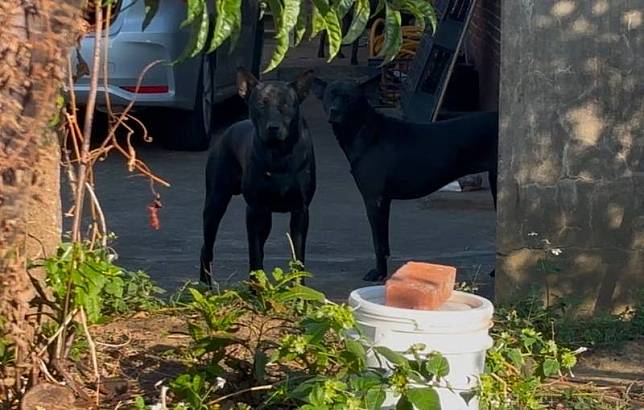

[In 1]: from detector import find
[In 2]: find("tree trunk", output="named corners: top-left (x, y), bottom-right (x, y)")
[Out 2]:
top-left (26, 129), bottom-right (63, 262)
top-left (0, 0), bottom-right (82, 399)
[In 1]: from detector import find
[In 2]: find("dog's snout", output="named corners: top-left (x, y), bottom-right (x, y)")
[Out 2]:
top-left (265, 123), bottom-right (286, 143)
top-left (266, 124), bottom-right (281, 136)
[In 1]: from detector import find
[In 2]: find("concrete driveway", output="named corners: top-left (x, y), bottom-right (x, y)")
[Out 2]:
top-left (89, 93), bottom-right (496, 301)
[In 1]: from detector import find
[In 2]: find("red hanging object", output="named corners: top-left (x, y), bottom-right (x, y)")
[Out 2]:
top-left (147, 197), bottom-right (162, 230)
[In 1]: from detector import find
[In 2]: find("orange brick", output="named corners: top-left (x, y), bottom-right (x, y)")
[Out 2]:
top-left (384, 262), bottom-right (456, 310)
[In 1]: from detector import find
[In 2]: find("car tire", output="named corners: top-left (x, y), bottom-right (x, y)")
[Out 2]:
top-left (159, 53), bottom-right (215, 151)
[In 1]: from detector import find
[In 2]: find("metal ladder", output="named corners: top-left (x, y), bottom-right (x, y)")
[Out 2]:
top-left (401, 0), bottom-right (478, 122)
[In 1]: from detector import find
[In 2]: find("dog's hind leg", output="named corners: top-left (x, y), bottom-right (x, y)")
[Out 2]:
top-left (200, 191), bottom-right (233, 287)
top-left (246, 206), bottom-right (272, 272)
top-left (488, 169), bottom-right (498, 209)
top-left (488, 169), bottom-right (497, 278)
top-left (363, 198), bottom-right (391, 282)
top-left (289, 208), bottom-right (309, 264)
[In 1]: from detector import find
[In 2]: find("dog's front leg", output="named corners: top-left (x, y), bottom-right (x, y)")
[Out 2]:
top-left (246, 206), bottom-right (272, 272)
top-left (289, 208), bottom-right (309, 265)
top-left (200, 191), bottom-right (233, 288)
top-left (363, 198), bottom-right (391, 282)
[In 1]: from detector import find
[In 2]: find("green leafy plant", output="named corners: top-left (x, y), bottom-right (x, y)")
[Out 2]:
top-left (42, 242), bottom-right (124, 324)
top-left (169, 260), bottom-right (641, 410)
top-left (480, 302), bottom-right (586, 410)
top-left (145, 0), bottom-right (438, 70)
top-left (37, 242), bottom-right (164, 324)
top-left (171, 263), bottom-right (449, 409)
top-left (26, 241), bottom-right (166, 373)
top-left (102, 269), bottom-right (166, 316)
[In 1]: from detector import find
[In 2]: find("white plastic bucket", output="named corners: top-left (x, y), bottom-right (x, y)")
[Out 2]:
top-left (348, 286), bottom-right (494, 410)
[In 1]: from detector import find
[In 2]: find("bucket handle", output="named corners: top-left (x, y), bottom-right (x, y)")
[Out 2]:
top-left (356, 316), bottom-right (493, 334)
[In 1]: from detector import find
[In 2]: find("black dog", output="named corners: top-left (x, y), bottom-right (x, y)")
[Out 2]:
top-left (313, 79), bottom-right (498, 281)
top-left (200, 69), bottom-right (316, 286)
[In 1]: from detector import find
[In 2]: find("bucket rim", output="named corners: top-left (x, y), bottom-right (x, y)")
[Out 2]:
top-left (348, 286), bottom-right (494, 324)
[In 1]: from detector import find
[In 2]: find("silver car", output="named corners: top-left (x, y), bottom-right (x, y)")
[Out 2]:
top-left (74, 0), bottom-right (263, 150)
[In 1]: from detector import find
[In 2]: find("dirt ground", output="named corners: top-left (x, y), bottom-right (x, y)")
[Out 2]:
top-left (84, 312), bottom-right (643, 409)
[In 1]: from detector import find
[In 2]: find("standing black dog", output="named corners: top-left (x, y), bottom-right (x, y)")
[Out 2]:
top-left (200, 68), bottom-right (316, 286)
top-left (313, 79), bottom-right (498, 281)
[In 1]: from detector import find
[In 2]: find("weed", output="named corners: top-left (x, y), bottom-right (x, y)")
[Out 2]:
top-left (103, 269), bottom-right (166, 316)
top-left (0, 317), bottom-right (11, 369)
top-left (35, 241), bottom-right (165, 324)
top-left (170, 263), bottom-right (451, 409)
top-left (167, 261), bottom-right (640, 410)
top-left (24, 241), bottom-right (167, 379)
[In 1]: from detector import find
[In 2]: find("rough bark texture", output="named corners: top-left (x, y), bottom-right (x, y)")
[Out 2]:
top-left (497, 0), bottom-right (643, 314)
top-left (0, 0), bottom-right (82, 398)
top-left (26, 129), bottom-right (62, 262)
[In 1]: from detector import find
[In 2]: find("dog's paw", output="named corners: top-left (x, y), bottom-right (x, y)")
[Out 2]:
top-left (199, 265), bottom-right (214, 289)
top-left (199, 274), bottom-right (213, 290)
top-left (363, 269), bottom-right (386, 282)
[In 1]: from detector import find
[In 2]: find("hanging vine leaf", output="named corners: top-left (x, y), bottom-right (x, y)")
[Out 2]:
top-left (180, 0), bottom-right (202, 29)
top-left (175, 1), bottom-right (210, 64)
top-left (209, 0), bottom-right (242, 52)
top-left (310, 3), bottom-right (326, 39)
top-left (228, 2), bottom-right (243, 53)
top-left (264, 0), bottom-right (301, 67)
top-left (373, 0), bottom-right (385, 17)
top-left (142, 0), bottom-right (160, 31)
top-left (264, 0), bottom-right (290, 72)
top-left (170, 0), bottom-right (437, 67)
top-left (337, 0), bottom-right (356, 18)
top-left (399, 0), bottom-right (425, 31)
top-left (312, 0), bottom-right (342, 61)
top-left (266, 0), bottom-right (285, 28)
top-left (191, 2), bottom-right (211, 57)
top-left (342, 0), bottom-right (370, 45)
top-left (405, 0), bottom-right (438, 32)
top-left (294, 6), bottom-right (308, 45)
top-left (281, 0), bottom-right (301, 39)
top-left (380, 2), bottom-right (401, 63)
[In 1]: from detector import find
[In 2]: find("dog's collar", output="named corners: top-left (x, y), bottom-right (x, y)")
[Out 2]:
top-left (264, 154), bottom-right (309, 178)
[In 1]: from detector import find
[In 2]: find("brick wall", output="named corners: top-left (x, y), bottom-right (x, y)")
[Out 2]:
top-left (466, 0), bottom-right (501, 111)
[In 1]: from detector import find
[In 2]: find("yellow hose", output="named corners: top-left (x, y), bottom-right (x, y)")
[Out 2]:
top-left (369, 18), bottom-right (423, 59)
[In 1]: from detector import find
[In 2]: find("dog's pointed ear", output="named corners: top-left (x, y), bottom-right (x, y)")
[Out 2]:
top-left (237, 67), bottom-right (259, 100)
top-left (290, 70), bottom-right (315, 102)
top-left (312, 78), bottom-right (327, 100)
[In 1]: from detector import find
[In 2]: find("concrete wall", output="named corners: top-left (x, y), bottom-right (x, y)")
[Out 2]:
top-left (466, 0), bottom-right (501, 111)
top-left (496, 0), bottom-right (643, 314)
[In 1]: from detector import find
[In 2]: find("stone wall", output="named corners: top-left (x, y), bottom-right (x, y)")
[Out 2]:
top-left (497, 0), bottom-right (643, 314)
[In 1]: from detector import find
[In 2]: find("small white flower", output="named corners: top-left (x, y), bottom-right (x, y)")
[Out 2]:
top-left (542, 239), bottom-right (551, 245)
top-left (550, 248), bottom-right (563, 256)
top-left (528, 232), bottom-right (539, 237)
top-left (573, 346), bottom-right (589, 355)
top-left (215, 376), bottom-right (226, 390)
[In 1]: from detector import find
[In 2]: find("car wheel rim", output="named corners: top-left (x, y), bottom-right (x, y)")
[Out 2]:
top-left (201, 56), bottom-right (213, 134)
